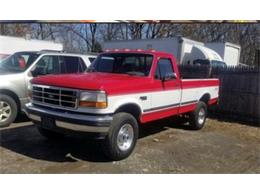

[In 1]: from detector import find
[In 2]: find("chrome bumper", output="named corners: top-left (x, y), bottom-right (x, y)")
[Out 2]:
top-left (20, 97), bottom-right (30, 112)
top-left (25, 103), bottom-right (112, 133)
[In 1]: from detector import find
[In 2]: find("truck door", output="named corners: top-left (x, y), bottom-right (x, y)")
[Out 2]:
top-left (150, 57), bottom-right (181, 114)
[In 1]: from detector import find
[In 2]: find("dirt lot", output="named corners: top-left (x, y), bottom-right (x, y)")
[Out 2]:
top-left (0, 117), bottom-right (259, 173)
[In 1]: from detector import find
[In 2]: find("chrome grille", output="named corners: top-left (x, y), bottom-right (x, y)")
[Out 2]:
top-left (32, 85), bottom-right (78, 109)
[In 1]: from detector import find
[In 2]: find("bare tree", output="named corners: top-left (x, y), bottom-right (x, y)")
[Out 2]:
top-left (0, 24), bottom-right (7, 35)
top-left (62, 24), bottom-right (102, 52)
top-left (63, 24), bottom-right (91, 51)
top-left (31, 23), bottom-right (59, 40)
top-left (145, 23), bottom-right (165, 38)
top-left (89, 24), bottom-right (97, 51)
top-left (1, 22), bottom-right (259, 65)
top-left (128, 24), bottom-right (145, 39)
top-left (0, 23), bottom-right (30, 37)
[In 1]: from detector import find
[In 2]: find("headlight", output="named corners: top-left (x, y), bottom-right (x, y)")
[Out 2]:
top-left (79, 91), bottom-right (107, 109)
top-left (27, 82), bottom-right (32, 100)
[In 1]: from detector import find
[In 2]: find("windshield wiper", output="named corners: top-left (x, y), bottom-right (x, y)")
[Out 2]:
top-left (126, 71), bottom-right (145, 76)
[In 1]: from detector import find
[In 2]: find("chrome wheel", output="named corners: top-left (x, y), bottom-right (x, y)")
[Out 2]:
top-left (0, 101), bottom-right (12, 123)
top-left (117, 123), bottom-right (134, 151)
top-left (198, 108), bottom-right (206, 125)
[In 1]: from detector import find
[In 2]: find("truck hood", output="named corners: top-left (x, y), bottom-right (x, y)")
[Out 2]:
top-left (32, 72), bottom-right (153, 95)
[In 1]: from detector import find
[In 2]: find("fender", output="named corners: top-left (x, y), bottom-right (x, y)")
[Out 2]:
top-left (0, 73), bottom-right (26, 98)
top-left (108, 95), bottom-right (143, 114)
top-left (197, 86), bottom-right (219, 102)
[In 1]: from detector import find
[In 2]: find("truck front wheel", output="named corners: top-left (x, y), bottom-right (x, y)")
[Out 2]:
top-left (103, 112), bottom-right (139, 161)
top-left (189, 101), bottom-right (207, 130)
top-left (0, 94), bottom-right (18, 128)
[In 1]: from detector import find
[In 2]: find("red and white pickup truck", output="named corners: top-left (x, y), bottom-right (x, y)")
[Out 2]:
top-left (26, 50), bottom-right (219, 160)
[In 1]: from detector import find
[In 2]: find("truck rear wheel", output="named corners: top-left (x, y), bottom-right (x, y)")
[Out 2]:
top-left (189, 101), bottom-right (207, 130)
top-left (0, 94), bottom-right (18, 128)
top-left (103, 112), bottom-right (139, 161)
top-left (37, 127), bottom-right (64, 140)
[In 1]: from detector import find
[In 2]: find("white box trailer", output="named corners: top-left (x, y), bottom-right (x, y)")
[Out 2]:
top-left (103, 37), bottom-right (224, 66)
top-left (0, 35), bottom-right (63, 61)
top-left (205, 42), bottom-right (241, 66)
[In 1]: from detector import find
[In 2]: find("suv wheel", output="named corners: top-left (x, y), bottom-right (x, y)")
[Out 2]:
top-left (0, 94), bottom-right (18, 128)
top-left (103, 112), bottom-right (139, 161)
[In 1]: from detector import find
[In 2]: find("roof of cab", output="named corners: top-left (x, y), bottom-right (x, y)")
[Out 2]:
top-left (101, 49), bottom-right (172, 56)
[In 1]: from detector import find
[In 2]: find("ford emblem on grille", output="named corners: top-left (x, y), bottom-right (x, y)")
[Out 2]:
top-left (48, 94), bottom-right (55, 98)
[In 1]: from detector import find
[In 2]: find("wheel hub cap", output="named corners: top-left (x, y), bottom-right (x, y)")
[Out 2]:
top-left (0, 101), bottom-right (12, 123)
top-left (117, 123), bottom-right (134, 151)
top-left (198, 108), bottom-right (205, 125)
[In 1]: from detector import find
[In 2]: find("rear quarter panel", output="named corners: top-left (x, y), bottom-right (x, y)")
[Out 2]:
top-left (181, 78), bottom-right (219, 104)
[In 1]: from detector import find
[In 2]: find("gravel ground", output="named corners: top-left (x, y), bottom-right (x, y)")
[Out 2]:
top-left (0, 117), bottom-right (259, 173)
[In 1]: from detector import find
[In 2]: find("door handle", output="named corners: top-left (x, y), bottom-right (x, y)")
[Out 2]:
top-left (140, 96), bottom-right (147, 101)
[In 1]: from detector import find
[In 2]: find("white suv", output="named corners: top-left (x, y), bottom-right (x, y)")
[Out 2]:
top-left (0, 50), bottom-right (96, 127)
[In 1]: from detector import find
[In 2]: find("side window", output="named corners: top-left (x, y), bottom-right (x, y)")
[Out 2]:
top-left (155, 64), bottom-right (161, 79)
top-left (60, 56), bottom-right (83, 74)
top-left (155, 58), bottom-right (175, 80)
top-left (34, 55), bottom-right (60, 75)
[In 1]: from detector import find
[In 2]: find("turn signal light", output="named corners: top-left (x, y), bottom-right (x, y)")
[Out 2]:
top-left (79, 101), bottom-right (107, 109)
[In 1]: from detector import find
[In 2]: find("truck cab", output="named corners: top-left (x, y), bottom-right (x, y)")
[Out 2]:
top-left (26, 49), bottom-right (219, 160)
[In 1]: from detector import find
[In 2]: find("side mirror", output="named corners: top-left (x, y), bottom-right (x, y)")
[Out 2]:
top-left (162, 72), bottom-right (177, 82)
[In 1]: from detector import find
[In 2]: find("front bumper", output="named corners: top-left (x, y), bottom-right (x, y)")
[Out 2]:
top-left (25, 103), bottom-right (112, 134)
top-left (20, 97), bottom-right (30, 112)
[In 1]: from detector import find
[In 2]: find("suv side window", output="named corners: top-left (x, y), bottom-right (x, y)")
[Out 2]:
top-left (155, 58), bottom-right (175, 80)
top-left (79, 57), bottom-right (87, 72)
top-left (60, 56), bottom-right (86, 73)
top-left (34, 55), bottom-right (60, 75)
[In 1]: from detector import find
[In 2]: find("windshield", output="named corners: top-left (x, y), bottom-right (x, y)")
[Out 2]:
top-left (0, 52), bottom-right (40, 73)
top-left (88, 53), bottom-right (153, 76)
top-left (0, 54), bottom-right (9, 62)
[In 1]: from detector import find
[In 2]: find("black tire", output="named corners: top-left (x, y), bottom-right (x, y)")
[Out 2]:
top-left (103, 112), bottom-right (139, 161)
top-left (173, 115), bottom-right (189, 125)
top-left (189, 101), bottom-right (207, 130)
top-left (37, 126), bottom-right (64, 140)
top-left (0, 94), bottom-right (18, 128)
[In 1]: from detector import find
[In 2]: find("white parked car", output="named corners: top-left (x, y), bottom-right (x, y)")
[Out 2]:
top-left (0, 50), bottom-right (96, 127)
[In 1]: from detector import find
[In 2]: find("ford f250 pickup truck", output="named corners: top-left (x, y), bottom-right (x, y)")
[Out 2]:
top-left (26, 49), bottom-right (219, 160)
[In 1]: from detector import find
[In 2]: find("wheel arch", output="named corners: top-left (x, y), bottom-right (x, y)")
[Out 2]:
top-left (199, 93), bottom-right (211, 105)
top-left (114, 103), bottom-right (142, 123)
top-left (0, 89), bottom-right (21, 112)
